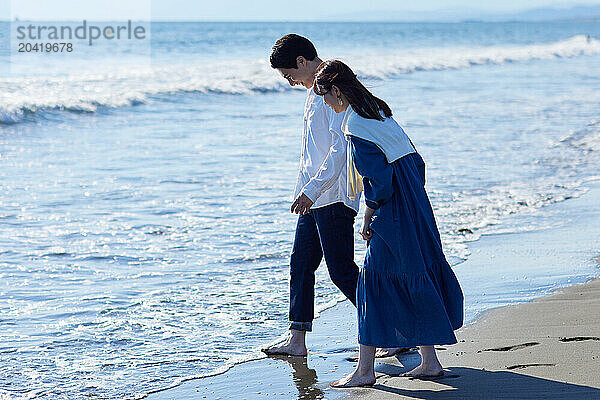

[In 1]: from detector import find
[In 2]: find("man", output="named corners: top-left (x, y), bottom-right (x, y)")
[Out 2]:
top-left (262, 34), bottom-right (360, 356)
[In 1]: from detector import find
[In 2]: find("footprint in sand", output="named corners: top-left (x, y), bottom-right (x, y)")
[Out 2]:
top-left (506, 363), bottom-right (556, 370)
top-left (477, 342), bottom-right (540, 353)
top-left (559, 336), bottom-right (600, 342)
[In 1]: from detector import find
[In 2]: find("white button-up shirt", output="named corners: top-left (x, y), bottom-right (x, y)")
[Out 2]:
top-left (293, 87), bottom-right (360, 212)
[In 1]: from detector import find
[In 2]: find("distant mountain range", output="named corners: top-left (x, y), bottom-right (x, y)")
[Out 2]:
top-left (328, 5), bottom-right (600, 22)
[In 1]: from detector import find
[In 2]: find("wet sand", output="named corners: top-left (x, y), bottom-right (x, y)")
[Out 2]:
top-left (146, 299), bottom-right (360, 399)
top-left (148, 183), bottom-right (600, 400)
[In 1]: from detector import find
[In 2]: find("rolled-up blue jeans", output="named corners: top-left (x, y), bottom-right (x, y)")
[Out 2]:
top-left (289, 202), bottom-right (359, 332)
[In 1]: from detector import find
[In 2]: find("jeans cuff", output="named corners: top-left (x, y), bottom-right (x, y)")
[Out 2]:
top-left (289, 321), bottom-right (312, 332)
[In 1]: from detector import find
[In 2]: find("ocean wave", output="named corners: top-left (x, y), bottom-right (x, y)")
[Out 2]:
top-left (0, 62), bottom-right (295, 125)
top-left (350, 34), bottom-right (600, 79)
top-left (1, 35), bottom-right (598, 125)
top-left (558, 120), bottom-right (600, 152)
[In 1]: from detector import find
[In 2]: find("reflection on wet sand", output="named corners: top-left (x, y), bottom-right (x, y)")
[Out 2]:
top-left (269, 355), bottom-right (324, 399)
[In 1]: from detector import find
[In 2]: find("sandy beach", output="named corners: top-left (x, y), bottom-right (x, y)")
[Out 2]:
top-left (148, 181), bottom-right (600, 399)
top-left (350, 278), bottom-right (600, 400)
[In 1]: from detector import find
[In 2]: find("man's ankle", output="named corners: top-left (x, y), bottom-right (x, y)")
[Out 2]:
top-left (289, 320), bottom-right (312, 332)
top-left (289, 329), bottom-right (307, 345)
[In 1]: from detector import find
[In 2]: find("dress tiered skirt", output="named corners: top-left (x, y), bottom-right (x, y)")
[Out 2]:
top-left (356, 152), bottom-right (464, 347)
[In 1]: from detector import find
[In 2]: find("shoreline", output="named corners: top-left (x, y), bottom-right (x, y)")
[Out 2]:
top-left (148, 181), bottom-right (600, 399)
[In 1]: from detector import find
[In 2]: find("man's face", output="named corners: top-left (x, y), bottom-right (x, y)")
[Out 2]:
top-left (277, 68), bottom-right (298, 87)
top-left (277, 57), bottom-right (313, 89)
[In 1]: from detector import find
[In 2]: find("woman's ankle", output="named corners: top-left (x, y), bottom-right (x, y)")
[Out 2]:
top-left (356, 363), bottom-right (375, 377)
top-left (419, 346), bottom-right (441, 365)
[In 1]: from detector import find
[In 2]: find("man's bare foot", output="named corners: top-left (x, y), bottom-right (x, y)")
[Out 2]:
top-left (262, 332), bottom-right (307, 356)
top-left (375, 347), bottom-right (412, 358)
top-left (401, 363), bottom-right (444, 378)
top-left (262, 341), bottom-right (307, 356)
top-left (331, 368), bottom-right (376, 388)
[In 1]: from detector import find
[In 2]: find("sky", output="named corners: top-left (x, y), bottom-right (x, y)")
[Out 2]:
top-left (3, 0), bottom-right (600, 21)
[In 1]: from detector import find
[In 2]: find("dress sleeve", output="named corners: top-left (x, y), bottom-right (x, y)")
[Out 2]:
top-left (349, 136), bottom-right (394, 210)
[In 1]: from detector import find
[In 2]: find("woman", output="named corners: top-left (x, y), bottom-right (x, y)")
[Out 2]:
top-left (313, 60), bottom-right (464, 388)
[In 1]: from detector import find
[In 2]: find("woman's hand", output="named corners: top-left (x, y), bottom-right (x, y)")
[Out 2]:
top-left (360, 206), bottom-right (376, 243)
top-left (360, 221), bottom-right (373, 242)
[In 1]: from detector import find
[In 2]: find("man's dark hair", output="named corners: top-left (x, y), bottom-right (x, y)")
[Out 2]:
top-left (270, 34), bottom-right (317, 69)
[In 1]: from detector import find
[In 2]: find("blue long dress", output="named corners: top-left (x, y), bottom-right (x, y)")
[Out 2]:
top-left (350, 136), bottom-right (464, 348)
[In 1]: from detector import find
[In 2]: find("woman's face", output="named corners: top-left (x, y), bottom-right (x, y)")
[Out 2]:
top-left (322, 86), bottom-right (346, 113)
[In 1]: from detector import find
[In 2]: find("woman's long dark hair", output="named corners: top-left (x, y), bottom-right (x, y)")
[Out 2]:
top-left (314, 60), bottom-right (392, 121)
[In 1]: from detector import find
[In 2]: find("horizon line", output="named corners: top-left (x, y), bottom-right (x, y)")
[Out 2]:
top-left (1, 18), bottom-right (598, 23)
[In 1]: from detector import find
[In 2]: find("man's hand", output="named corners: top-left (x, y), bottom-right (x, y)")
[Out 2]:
top-left (291, 193), bottom-right (313, 215)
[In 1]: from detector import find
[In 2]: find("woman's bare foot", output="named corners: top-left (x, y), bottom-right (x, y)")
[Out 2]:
top-left (402, 345), bottom-right (444, 378)
top-left (331, 368), bottom-right (376, 388)
top-left (262, 330), bottom-right (307, 356)
top-left (401, 363), bottom-right (443, 378)
top-left (374, 347), bottom-right (411, 358)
